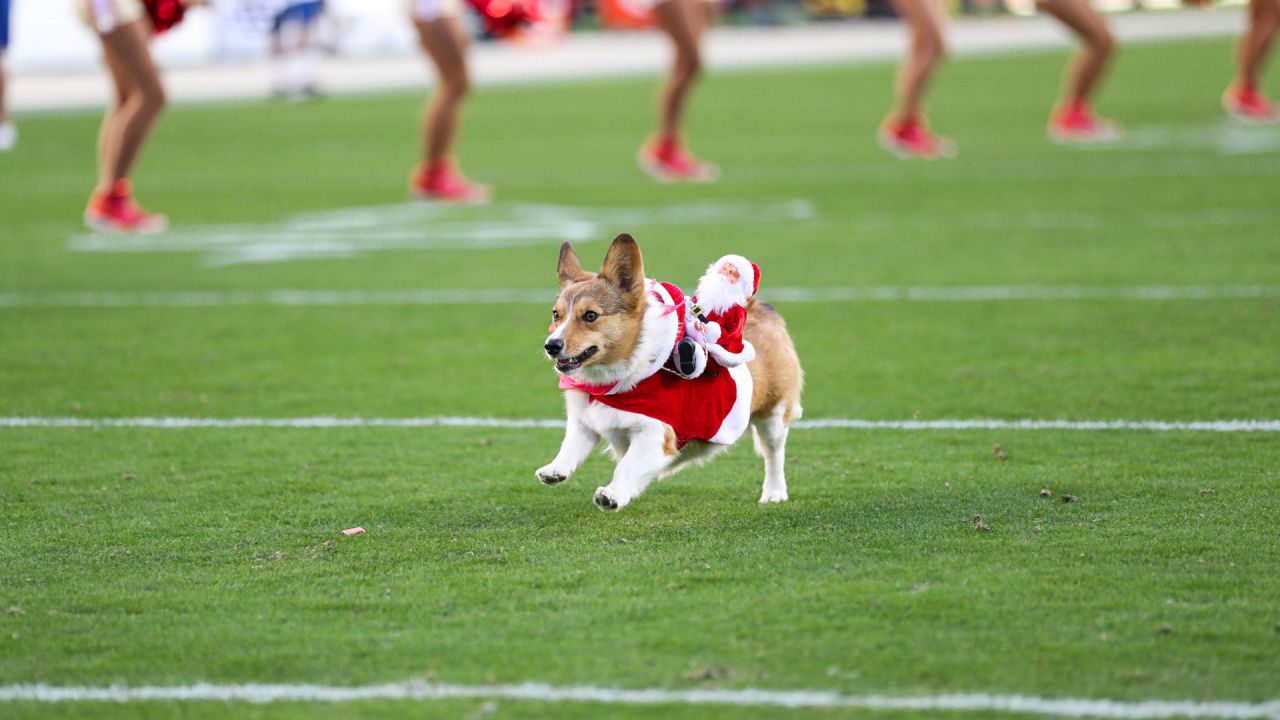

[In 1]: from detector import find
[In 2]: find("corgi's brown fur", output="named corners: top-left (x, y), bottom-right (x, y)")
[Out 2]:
top-left (538, 234), bottom-right (804, 510)
top-left (548, 242), bottom-right (647, 374)
top-left (743, 299), bottom-right (804, 424)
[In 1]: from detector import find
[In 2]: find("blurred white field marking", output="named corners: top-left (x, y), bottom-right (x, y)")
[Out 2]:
top-left (62, 202), bottom-right (1279, 269)
top-left (3, 417), bottom-right (1279, 431)
top-left (67, 200), bottom-right (817, 267)
top-left (1078, 122), bottom-right (1280, 156)
top-left (2, 683), bottom-right (1279, 719)
top-left (3, 285), bottom-right (1280, 308)
top-left (0, 289), bottom-right (558, 307)
top-left (842, 207), bottom-right (1280, 232)
top-left (12, 9), bottom-right (1246, 112)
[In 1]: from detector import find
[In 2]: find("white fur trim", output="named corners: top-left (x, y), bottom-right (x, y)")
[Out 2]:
top-left (708, 363), bottom-right (753, 444)
top-left (632, 280), bottom-right (681, 386)
top-left (704, 321), bottom-right (722, 344)
top-left (706, 339), bottom-right (756, 368)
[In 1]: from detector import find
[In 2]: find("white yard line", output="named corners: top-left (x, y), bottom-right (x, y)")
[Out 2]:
top-left (2, 285), bottom-right (1279, 308)
top-left (795, 419), bottom-right (1280, 431)
top-left (0, 416), bottom-right (567, 429)
top-left (1, 682), bottom-right (1278, 718)
top-left (2, 417), bottom-right (1278, 431)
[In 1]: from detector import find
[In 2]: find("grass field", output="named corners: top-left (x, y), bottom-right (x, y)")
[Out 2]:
top-left (2, 33), bottom-right (1279, 718)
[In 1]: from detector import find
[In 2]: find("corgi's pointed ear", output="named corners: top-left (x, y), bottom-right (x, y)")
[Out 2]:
top-left (599, 233), bottom-right (645, 306)
top-left (557, 242), bottom-right (594, 289)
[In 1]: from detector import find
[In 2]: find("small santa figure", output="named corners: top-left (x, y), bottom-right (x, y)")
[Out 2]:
top-left (671, 254), bottom-right (759, 378)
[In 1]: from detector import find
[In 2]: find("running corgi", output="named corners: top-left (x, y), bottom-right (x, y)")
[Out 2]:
top-left (537, 233), bottom-right (803, 511)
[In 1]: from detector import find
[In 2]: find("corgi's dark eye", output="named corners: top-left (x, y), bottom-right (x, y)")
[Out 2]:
top-left (552, 309), bottom-right (560, 322)
top-left (583, 311), bottom-right (599, 322)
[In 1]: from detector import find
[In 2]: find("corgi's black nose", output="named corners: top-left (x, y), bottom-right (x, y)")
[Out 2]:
top-left (544, 338), bottom-right (564, 356)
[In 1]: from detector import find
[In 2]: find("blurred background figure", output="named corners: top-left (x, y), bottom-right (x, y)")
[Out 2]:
top-left (269, 0), bottom-right (326, 100)
top-left (77, 0), bottom-right (199, 233)
top-left (879, 0), bottom-right (1120, 158)
top-left (407, 0), bottom-right (491, 203)
top-left (1040, 0), bottom-right (1119, 142)
top-left (878, 0), bottom-right (955, 159)
top-left (1224, 0), bottom-right (1280, 122)
top-left (637, 0), bottom-right (721, 182)
top-left (0, 0), bottom-right (13, 152)
top-left (470, 0), bottom-right (560, 41)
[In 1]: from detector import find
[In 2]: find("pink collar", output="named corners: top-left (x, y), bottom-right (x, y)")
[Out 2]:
top-left (558, 374), bottom-right (618, 395)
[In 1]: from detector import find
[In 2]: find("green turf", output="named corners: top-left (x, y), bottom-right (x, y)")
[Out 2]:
top-left (0, 700), bottom-right (1077, 720)
top-left (2, 35), bottom-right (1280, 718)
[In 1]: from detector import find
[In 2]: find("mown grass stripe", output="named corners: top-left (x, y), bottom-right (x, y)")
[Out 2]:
top-left (1, 285), bottom-right (1279, 308)
top-left (2, 417), bottom-right (1278, 431)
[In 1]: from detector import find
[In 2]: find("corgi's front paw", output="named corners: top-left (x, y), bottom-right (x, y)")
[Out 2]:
top-left (535, 464), bottom-right (570, 485)
top-left (593, 486), bottom-right (630, 511)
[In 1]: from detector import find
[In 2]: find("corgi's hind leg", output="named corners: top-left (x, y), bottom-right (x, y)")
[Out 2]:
top-left (751, 404), bottom-right (791, 504)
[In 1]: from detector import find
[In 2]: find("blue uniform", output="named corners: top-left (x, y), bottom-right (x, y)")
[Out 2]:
top-left (271, 0), bottom-right (324, 32)
top-left (0, 0), bottom-right (12, 51)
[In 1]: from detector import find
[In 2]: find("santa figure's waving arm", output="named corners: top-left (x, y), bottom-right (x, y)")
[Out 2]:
top-left (714, 305), bottom-right (748, 353)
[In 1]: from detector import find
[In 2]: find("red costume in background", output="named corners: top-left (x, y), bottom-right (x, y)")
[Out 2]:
top-left (144, 0), bottom-right (187, 33)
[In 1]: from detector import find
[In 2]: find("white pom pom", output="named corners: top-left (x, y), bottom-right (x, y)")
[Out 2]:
top-left (705, 321), bottom-right (722, 344)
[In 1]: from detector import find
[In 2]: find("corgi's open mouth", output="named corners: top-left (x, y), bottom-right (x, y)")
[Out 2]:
top-left (555, 346), bottom-right (598, 373)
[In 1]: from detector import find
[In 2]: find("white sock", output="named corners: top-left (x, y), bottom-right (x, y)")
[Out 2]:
top-left (0, 121), bottom-right (16, 152)
top-left (271, 56), bottom-right (291, 94)
top-left (297, 49), bottom-right (319, 90)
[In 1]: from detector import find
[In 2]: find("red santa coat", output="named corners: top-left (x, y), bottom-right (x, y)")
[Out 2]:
top-left (703, 304), bottom-right (747, 354)
top-left (689, 256), bottom-right (759, 367)
top-left (559, 279), bottom-right (752, 449)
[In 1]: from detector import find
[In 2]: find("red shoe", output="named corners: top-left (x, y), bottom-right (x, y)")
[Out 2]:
top-left (410, 162), bottom-right (492, 204)
top-left (1049, 100), bottom-right (1120, 143)
top-left (84, 180), bottom-right (168, 234)
top-left (638, 137), bottom-right (719, 183)
top-left (878, 116), bottom-right (956, 159)
top-left (1223, 85), bottom-right (1279, 125)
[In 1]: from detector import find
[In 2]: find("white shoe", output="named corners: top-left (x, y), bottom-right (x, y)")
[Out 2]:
top-left (0, 122), bottom-right (16, 152)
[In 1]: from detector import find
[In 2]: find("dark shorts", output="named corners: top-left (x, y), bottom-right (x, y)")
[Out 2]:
top-left (0, 0), bottom-right (11, 51)
top-left (271, 0), bottom-right (324, 31)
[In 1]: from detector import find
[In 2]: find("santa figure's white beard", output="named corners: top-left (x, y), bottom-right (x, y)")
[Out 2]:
top-left (696, 271), bottom-right (749, 314)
